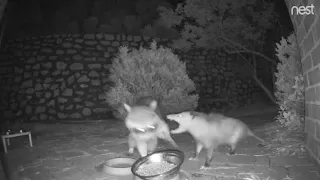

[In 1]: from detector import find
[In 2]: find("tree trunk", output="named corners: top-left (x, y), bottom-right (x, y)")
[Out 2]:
top-left (252, 74), bottom-right (277, 104)
top-left (0, 0), bottom-right (7, 23)
top-left (252, 55), bottom-right (277, 104)
top-left (0, 0), bottom-right (8, 48)
top-left (271, 65), bottom-right (276, 93)
top-left (0, 2), bottom-right (10, 180)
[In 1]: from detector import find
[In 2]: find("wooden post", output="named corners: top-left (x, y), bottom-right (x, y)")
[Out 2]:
top-left (0, 159), bottom-right (7, 180)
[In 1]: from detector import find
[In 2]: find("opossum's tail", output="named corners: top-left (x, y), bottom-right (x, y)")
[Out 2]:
top-left (248, 130), bottom-right (266, 144)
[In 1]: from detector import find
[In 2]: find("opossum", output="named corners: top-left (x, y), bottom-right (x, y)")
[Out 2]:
top-left (166, 111), bottom-right (265, 168)
top-left (124, 96), bottom-right (178, 157)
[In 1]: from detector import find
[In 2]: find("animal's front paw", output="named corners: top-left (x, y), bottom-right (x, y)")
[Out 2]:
top-left (200, 165), bottom-right (212, 170)
top-left (188, 156), bottom-right (199, 161)
top-left (126, 148), bottom-right (134, 156)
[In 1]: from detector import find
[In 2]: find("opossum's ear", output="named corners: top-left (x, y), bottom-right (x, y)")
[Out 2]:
top-left (149, 100), bottom-right (157, 110)
top-left (123, 103), bottom-right (132, 112)
top-left (189, 111), bottom-right (196, 119)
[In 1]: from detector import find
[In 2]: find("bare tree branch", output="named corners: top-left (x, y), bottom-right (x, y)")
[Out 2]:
top-left (223, 46), bottom-right (255, 70)
top-left (220, 36), bottom-right (277, 65)
top-left (218, 17), bottom-right (277, 66)
top-left (229, 46), bottom-right (277, 104)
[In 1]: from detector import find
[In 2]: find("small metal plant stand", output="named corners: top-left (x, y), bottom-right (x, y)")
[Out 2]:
top-left (1, 131), bottom-right (33, 153)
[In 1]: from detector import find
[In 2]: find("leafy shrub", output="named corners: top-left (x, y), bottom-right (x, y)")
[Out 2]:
top-left (105, 40), bottom-right (199, 120)
top-left (274, 33), bottom-right (304, 130)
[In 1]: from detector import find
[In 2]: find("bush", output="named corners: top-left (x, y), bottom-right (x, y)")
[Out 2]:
top-left (274, 33), bottom-right (304, 130)
top-left (105, 40), bottom-right (199, 120)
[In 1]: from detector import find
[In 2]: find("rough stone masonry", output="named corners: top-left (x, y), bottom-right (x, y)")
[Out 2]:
top-left (0, 33), bottom-right (261, 121)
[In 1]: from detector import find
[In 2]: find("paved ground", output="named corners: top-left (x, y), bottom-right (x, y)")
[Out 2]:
top-left (1, 112), bottom-right (319, 180)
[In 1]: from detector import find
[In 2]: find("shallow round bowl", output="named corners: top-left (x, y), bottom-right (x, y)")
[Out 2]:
top-left (97, 157), bottom-right (136, 176)
top-left (131, 149), bottom-right (185, 180)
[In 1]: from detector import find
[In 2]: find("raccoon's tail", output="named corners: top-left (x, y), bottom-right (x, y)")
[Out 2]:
top-left (248, 130), bottom-right (266, 144)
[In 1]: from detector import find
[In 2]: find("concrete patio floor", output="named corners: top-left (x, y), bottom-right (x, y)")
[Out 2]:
top-left (1, 112), bottom-right (319, 180)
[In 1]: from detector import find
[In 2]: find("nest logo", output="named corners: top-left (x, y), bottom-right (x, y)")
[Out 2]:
top-left (291, 4), bottom-right (315, 15)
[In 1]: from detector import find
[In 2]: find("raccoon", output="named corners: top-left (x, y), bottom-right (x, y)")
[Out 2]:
top-left (124, 96), bottom-right (178, 157)
top-left (127, 130), bottom-right (158, 156)
top-left (166, 111), bottom-right (265, 168)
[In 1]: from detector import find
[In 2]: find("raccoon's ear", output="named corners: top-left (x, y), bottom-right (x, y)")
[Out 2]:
top-left (123, 103), bottom-right (132, 112)
top-left (149, 100), bottom-right (157, 110)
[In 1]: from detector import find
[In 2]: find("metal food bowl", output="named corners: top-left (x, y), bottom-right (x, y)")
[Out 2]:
top-left (131, 149), bottom-right (185, 180)
top-left (95, 157), bottom-right (136, 176)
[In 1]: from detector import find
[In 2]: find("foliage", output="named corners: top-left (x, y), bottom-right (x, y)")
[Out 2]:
top-left (263, 121), bottom-right (306, 156)
top-left (136, 0), bottom-right (178, 38)
top-left (140, 23), bottom-right (180, 39)
top-left (274, 33), bottom-right (304, 130)
top-left (157, 0), bottom-right (279, 105)
top-left (157, 0), bottom-right (277, 52)
top-left (135, 0), bottom-right (172, 24)
top-left (6, 0), bottom-right (174, 38)
top-left (105, 40), bottom-right (199, 119)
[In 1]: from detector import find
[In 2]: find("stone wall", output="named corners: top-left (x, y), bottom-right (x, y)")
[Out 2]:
top-left (0, 33), bottom-right (258, 122)
top-left (284, 0), bottom-right (320, 165)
